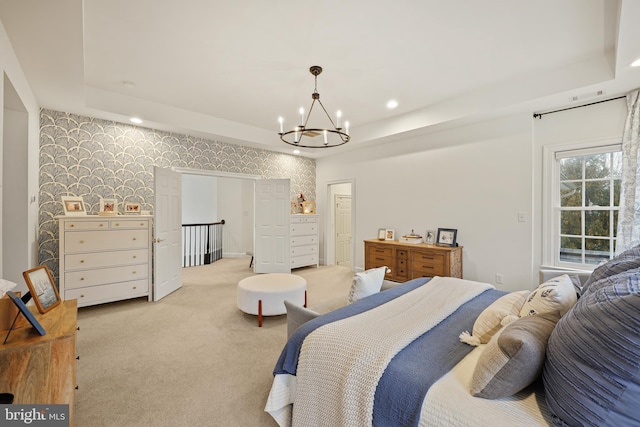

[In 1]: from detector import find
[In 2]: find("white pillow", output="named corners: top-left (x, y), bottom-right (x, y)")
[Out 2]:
top-left (519, 274), bottom-right (578, 317)
top-left (347, 266), bottom-right (387, 304)
top-left (459, 290), bottom-right (529, 346)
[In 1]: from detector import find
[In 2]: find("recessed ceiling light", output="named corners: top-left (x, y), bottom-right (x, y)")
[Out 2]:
top-left (130, 117), bottom-right (143, 124)
top-left (386, 100), bottom-right (398, 109)
top-left (631, 57), bottom-right (640, 67)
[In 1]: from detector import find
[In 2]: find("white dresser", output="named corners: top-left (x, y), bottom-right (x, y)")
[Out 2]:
top-left (290, 214), bottom-right (319, 269)
top-left (58, 215), bottom-right (153, 307)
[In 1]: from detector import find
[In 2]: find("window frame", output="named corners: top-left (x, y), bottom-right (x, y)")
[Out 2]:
top-left (542, 139), bottom-right (622, 270)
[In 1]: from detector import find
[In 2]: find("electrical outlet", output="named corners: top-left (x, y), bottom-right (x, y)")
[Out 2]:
top-left (495, 273), bottom-right (504, 284)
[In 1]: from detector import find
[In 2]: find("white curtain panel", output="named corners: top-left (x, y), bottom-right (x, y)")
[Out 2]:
top-left (616, 89), bottom-right (640, 254)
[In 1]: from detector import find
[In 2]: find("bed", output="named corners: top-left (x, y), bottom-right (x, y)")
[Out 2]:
top-left (265, 247), bottom-right (640, 427)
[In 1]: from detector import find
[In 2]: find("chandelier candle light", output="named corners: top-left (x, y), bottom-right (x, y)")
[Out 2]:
top-left (278, 66), bottom-right (350, 148)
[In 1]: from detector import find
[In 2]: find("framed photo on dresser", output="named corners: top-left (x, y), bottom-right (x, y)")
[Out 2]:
top-left (436, 228), bottom-right (457, 247)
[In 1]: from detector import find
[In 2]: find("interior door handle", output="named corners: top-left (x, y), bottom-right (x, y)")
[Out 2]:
top-left (156, 238), bottom-right (165, 243)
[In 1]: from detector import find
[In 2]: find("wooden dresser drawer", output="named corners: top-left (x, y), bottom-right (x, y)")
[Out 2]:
top-left (65, 249), bottom-right (149, 270)
top-left (64, 264), bottom-right (148, 289)
top-left (64, 229), bottom-right (149, 253)
top-left (367, 245), bottom-right (392, 258)
top-left (411, 251), bottom-right (446, 276)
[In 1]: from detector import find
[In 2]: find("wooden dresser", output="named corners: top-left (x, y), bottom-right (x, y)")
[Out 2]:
top-left (0, 300), bottom-right (78, 424)
top-left (364, 239), bottom-right (463, 282)
top-left (290, 214), bottom-right (319, 269)
top-left (58, 215), bottom-right (153, 307)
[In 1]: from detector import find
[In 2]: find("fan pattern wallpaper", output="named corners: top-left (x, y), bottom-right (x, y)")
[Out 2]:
top-left (39, 109), bottom-right (316, 280)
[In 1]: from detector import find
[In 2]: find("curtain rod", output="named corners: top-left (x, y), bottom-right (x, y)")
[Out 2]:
top-left (533, 96), bottom-right (625, 119)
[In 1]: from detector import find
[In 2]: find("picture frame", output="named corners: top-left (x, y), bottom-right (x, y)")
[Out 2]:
top-left (22, 265), bottom-right (61, 314)
top-left (124, 202), bottom-right (142, 214)
top-left (99, 198), bottom-right (118, 216)
top-left (377, 228), bottom-right (386, 240)
top-left (425, 230), bottom-right (436, 245)
top-left (302, 201), bottom-right (316, 214)
top-left (61, 196), bottom-right (86, 216)
top-left (5, 291), bottom-right (46, 337)
top-left (385, 229), bottom-right (395, 241)
top-left (436, 228), bottom-right (458, 247)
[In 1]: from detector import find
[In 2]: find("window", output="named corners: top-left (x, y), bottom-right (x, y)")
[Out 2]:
top-left (548, 143), bottom-right (622, 268)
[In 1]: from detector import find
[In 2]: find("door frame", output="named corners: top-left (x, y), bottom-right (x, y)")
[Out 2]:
top-left (324, 179), bottom-right (355, 271)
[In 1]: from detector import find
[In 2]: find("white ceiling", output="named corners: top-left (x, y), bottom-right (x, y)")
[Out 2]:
top-left (1, 0), bottom-right (640, 158)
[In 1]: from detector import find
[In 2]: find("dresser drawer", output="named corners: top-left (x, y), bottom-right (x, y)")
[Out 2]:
top-left (291, 254), bottom-right (318, 268)
top-left (411, 251), bottom-right (446, 276)
top-left (66, 279), bottom-right (148, 307)
top-left (367, 245), bottom-right (392, 258)
top-left (110, 219), bottom-right (150, 229)
top-left (291, 223), bottom-right (317, 236)
top-left (291, 244), bottom-right (317, 257)
top-left (291, 215), bottom-right (318, 224)
top-left (64, 264), bottom-right (148, 289)
top-left (65, 220), bottom-right (109, 230)
top-left (64, 229), bottom-right (149, 253)
top-left (291, 235), bottom-right (317, 246)
top-left (64, 249), bottom-right (149, 271)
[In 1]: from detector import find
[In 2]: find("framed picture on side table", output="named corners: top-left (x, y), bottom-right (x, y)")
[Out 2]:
top-left (22, 265), bottom-right (61, 314)
top-left (377, 228), bottom-right (386, 240)
top-left (385, 229), bottom-right (395, 241)
top-left (436, 228), bottom-right (458, 247)
top-left (4, 291), bottom-right (46, 341)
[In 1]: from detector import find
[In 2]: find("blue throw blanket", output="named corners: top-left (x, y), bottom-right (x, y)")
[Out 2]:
top-left (272, 277), bottom-right (506, 427)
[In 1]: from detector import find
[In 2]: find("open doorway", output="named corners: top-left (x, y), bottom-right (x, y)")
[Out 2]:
top-left (325, 180), bottom-right (354, 270)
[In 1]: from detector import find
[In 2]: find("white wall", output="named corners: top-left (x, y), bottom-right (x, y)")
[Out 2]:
top-left (532, 97), bottom-right (627, 272)
top-left (218, 177), bottom-right (254, 257)
top-left (182, 174), bottom-right (218, 224)
top-left (0, 20), bottom-right (40, 291)
top-left (317, 113), bottom-right (535, 292)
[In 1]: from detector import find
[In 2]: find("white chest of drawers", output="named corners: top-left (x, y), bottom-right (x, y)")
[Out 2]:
top-left (290, 214), bottom-right (319, 269)
top-left (58, 215), bottom-right (153, 307)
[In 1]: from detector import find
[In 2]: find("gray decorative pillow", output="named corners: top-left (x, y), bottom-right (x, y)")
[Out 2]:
top-left (543, 273), bottom-right (640, 426)
top-left (470, 311), bottom-right (561, 399)
top-left (582, 244), bottom-right (640, 293)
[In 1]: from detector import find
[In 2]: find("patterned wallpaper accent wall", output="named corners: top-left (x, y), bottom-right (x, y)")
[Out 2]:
top-left (39, 109), bottom-right (316, 280)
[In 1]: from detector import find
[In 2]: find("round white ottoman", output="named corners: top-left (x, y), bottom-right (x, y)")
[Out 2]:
top-left (237, 273), bottom-right (307, 327)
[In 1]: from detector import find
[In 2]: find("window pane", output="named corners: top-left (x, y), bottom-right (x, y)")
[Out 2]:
top-left (585, 238), bottom-right (610, 265)
top-left (560, 237), bottom-right (582, 263)
top-left (584, 153), bottom-right (609, 179)
top-left (560, 183), bottom-right (582, 207)
top-left (585, 181), bottom-right (610, 206)
top-left (613, 210), bottom-right (618, 237)
top-left (585, 210), bottom-right (609, 236)
top-left (560, 157), bottom-right (582, 180)
top-left (614, 179), bottom-right (621, 205)
top-left (561, 211), bottom-right (581, 235)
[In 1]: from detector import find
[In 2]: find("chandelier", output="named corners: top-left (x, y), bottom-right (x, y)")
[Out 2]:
top-left (278, 66), bottom-right (350, 148)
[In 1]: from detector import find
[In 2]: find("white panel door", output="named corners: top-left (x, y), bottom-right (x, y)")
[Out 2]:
top-left (255, 179), bottom-right (290, 273)
top-left (153, 166), bottom-right (182, 300)
top-left (335, 194), bottom-right (352, 267)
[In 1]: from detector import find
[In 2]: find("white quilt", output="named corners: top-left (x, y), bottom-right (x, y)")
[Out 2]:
top-left (290, 277), bottom-right (492, 427)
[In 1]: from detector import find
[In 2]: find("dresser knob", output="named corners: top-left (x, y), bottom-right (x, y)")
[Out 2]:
top-left (80, 277), bottom-right (85, 281)
top-left (79, 240), bottom-right (84, 244)
top-left (132, 237), bottom-right (137, 241)
top-left (140, 223), bottom-right (144, 226)
top-left (133, 255), bottom-right (137, 259)
top-left (69, 224), bottom-right (75, 228)
top-left (80, 294), bottom-right (84, 298)
top-left (133, 286), bottom-right (137, 289)
top-left (133, 271), bottom-right (137, 274)
top-left (99, 223), bottom-right (104, 227)
top-left (115, 223), bottom-right (119, 226)
top-left (80, 260), bottom-right (85, 263)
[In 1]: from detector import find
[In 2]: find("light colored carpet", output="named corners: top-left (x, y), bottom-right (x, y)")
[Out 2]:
top-left (75, 257), bottom-right (353, 427)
